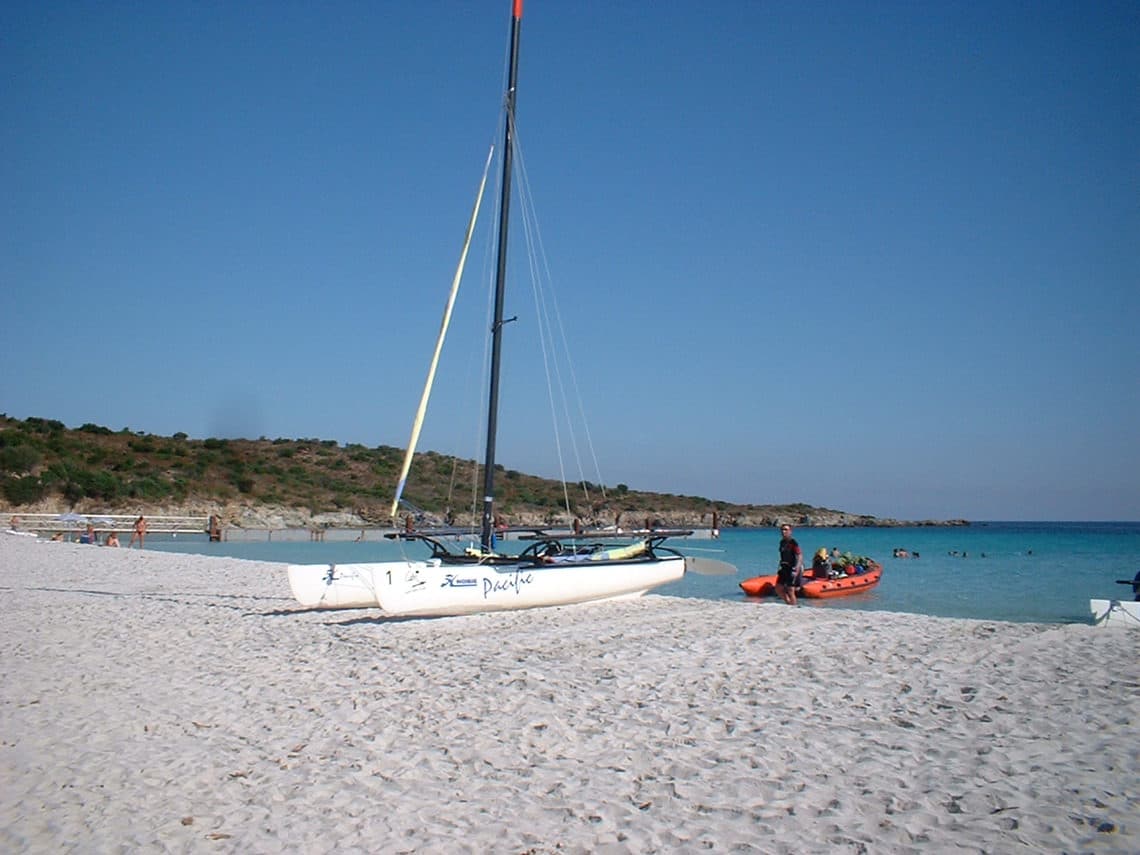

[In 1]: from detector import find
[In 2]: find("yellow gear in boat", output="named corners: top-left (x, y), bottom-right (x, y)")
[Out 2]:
top-left (591, 541), bottom-right (648, 561)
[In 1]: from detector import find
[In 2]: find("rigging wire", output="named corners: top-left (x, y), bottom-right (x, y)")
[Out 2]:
top-left (510, 124), bottom-right (613, 518)
top-left (416, 24), bottom-right (616, 533)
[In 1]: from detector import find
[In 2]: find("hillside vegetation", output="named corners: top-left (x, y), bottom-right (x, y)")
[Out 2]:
top-left (0, 414), bottom-right (911, 528)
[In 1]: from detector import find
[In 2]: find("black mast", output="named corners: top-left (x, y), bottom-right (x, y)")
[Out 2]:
top-left (481, 0), bottom-right (523, 553)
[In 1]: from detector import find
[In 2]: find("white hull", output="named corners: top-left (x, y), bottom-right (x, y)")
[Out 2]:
top-left (1089, 599), bottom-right (1140, 629)
top-left (288, 555), bottom-right (685, 616)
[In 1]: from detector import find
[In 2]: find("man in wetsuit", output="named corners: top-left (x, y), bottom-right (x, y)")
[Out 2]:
top-left (775, 524), bottom-right (804, 605)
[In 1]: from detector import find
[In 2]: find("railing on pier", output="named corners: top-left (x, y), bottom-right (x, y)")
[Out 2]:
top-left (7, 513), bottom-right (210, 535)
top-left (7, 515), bottom-right (718, 543)
top-left (6, 513), bottom-right (402, 543)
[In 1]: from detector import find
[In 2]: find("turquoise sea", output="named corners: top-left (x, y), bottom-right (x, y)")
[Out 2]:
top-left (145, 521), bottom-right (1140, 625)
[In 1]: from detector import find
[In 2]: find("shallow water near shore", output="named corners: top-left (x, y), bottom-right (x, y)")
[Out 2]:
top-left (141, 521), bottom-right (1140, 625)
top-left (669, 521), bottom-right (1140, 625)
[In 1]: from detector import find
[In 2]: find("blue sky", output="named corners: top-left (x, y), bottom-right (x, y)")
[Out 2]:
top-left (3, 1), bottom-right (1137, 521)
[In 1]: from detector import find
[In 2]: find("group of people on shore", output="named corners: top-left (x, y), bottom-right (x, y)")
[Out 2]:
top-left (11, 512), bottom-right (226, 546)
top-left (55, 515), bottom-right (147, 548)
top-left (775, 525), bottom-right (846, 606)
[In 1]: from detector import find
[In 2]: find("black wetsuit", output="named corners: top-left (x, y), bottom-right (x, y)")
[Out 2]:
top-left (778, 536), bottom-right (801, 586)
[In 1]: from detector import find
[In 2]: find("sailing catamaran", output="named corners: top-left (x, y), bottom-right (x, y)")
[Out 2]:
top-left (287, 1), bottom-right (728, 616)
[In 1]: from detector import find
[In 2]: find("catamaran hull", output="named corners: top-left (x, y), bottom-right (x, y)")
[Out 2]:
top-left (287, 555), bottom-right (685, 616)
top-left (1089, 599), bottom-right (1140, 629)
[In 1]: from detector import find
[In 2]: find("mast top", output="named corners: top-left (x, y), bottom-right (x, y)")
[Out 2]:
top-left (514, 0), bottom-right (523, 21)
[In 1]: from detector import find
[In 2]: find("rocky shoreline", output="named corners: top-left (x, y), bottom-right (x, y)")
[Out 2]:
top-left (5, 498), bottom-right (968, 531)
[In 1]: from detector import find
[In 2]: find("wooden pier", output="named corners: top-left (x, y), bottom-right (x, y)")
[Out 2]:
top-left (6, 513), bottom-right (401, 543)
top-left (7, 514), bottom-right (717, 544)
top-left (7, 513), bottom-right (209, 535)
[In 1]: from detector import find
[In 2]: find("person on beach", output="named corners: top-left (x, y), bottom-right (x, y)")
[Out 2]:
top-left (775, 524), bottom-right (803, 605)
top-left (129, 515), bottom-right (147, 549)
top-left (79, 524), bottom-right (99, 545)
top-left (105, 531), bottom-right (120, 547)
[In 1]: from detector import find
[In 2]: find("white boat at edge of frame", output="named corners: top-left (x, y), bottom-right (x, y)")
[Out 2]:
top-left (1089, 599), bottom-right (1140, 630)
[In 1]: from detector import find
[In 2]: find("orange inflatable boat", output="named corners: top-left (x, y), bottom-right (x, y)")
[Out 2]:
top-left (800, 562), bottom-right (882, 598)
top-left (739, 574), bottom-right (778, 596)
top-left (739, 561), bottom-right (883, 599)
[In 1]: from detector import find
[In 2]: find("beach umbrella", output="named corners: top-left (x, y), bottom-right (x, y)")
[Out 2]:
top-left (55, 513), bottom-right (87, 524)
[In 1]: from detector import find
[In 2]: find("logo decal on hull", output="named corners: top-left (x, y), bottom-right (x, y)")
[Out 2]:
top-left (484, 569), bottom-right (535, 599)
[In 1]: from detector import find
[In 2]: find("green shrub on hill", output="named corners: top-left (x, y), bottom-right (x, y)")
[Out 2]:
top-left (0, 443), bottom-right (41, 474)
top-left (0, 413), bottom-right (863, 526)
top-left (2, 475), bottom-right (45, 504)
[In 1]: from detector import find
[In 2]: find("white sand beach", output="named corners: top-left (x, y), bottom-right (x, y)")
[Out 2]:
top-left (1, 535), bottom-right (1136, 853)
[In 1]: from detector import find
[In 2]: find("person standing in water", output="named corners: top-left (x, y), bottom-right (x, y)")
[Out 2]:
top-left (775, 524), bottom-right (804, 605)
top-left (129, 515), bottom-right (147, 549)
